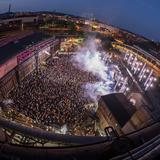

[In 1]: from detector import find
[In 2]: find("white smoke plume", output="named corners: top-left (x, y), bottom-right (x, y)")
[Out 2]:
top-left (71, 39), bottom-right (115, 101)
top-left (82, 82), bottom-right (114, 101)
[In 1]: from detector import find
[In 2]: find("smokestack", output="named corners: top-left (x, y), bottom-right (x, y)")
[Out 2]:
top-left (8, 3), bottom-right (11, 13)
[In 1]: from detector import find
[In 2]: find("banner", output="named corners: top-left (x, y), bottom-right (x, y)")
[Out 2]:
top-left (17, 50), bottom-right (32, 64)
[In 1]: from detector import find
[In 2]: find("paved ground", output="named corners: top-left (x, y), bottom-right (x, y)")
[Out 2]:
top-left (0, 32), bottom-right (50, 64)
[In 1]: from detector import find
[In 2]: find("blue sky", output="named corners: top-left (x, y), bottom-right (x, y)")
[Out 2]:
top-left (0, 0), bottom-right (160, 41)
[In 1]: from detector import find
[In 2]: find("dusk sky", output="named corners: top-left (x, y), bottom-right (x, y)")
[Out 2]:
top-left (0, 0), bottom-right (160, 41)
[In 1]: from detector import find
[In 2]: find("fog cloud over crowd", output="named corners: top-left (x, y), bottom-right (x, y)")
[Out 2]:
top-left (71, 39), bottom-right (115, 101)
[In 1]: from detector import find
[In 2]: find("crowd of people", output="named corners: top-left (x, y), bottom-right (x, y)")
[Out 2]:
top-left (9, 54), bottom-right (99, 136)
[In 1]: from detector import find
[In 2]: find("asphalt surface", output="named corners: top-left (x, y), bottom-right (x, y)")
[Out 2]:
top-left (0, 32), bottom-right (50, 64)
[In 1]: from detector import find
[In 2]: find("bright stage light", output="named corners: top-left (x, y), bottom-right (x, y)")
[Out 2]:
top-left (150, 84), bottom-right (153, 87)
top-left (126, 87), bottom-right (130, 91)
top-left (154, 77), bottom-right (157, 81)
top-left (146, 69), bottom-right (150, 73)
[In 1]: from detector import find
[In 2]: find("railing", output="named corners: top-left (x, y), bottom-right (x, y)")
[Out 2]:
top-left (0, 120), bottom-right (159, 159)
top-left (0, 115), bottom-right (108, 145)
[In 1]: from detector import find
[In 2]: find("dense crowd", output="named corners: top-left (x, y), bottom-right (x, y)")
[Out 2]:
top-left (9, 55), bottom-right (99, 136)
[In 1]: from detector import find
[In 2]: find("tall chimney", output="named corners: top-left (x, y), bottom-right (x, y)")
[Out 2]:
top-left (8, 3), bottom-right (11, 13)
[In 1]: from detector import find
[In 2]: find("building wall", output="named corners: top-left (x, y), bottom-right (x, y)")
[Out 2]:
top-left (97, 99), bottom-right (123, 135)
top-left (131, 107), bottom-right (151, 127)
top-left (122, 121), bottom-right (135, 134)
top-left (97, 101), bottom-right (150, 135)
top-left (97, 94), bottom-right (151, 135)
top-left (0, 70), bottom-right (17, 98)
top-left (122, 107), bottom-right (151, 134)
top-left (18, 56), bottom-right (36, 81)
top-left (1, 17), bottom-right (38, 25)
top-left (39, 47), bottom-right (51, 64)
top-left (0, 56), bottom-right (17, 79)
